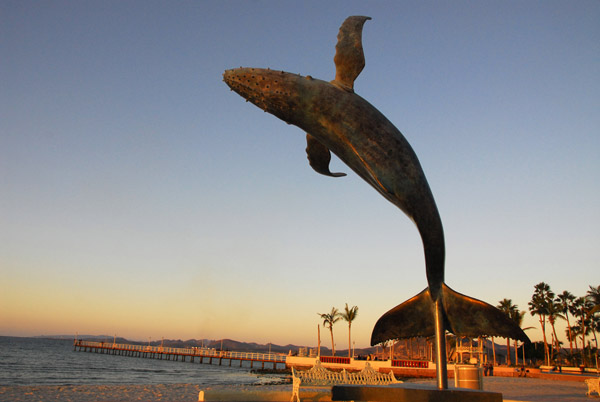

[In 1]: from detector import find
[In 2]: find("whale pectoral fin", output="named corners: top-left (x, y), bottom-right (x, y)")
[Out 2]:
top-left (370, 288), bottom-right (444, 345)
top-left (306, 134), bottom-right (346, 177)
top-left (442, 284), bottom-right (530, 342)
top-left (333, 16), bottom-right (371, 91)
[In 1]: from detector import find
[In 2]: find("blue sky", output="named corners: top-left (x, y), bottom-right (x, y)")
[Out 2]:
top-left (1, 1), bottom-right (598, 349)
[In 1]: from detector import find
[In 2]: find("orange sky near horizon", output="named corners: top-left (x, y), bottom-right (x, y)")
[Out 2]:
top-left (1, 261), bottom-right (590, 349)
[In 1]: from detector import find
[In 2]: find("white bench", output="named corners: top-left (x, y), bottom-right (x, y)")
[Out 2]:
top-left (585, 378), bottom-right (600, 397)
top-left (290, 360), bottom-right (400, 402)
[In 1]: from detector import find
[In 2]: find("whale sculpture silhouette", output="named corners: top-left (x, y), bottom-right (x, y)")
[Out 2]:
top-left (223, 16), bottom-right (529, 387)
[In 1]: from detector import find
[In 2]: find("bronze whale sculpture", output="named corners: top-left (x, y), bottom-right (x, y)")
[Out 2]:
top-left (223, 16), bottom-right (528, 388)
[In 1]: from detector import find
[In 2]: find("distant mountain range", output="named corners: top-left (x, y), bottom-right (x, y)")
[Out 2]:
top-left (38, 334), bottom-right (378, 356)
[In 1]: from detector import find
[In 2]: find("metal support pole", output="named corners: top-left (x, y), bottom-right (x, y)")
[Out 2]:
top-left (434, 299), bottom-right (448, 389)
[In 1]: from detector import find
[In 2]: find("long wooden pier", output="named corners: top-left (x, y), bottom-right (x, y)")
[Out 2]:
top-left (73, 340), bottom-right (287, 369)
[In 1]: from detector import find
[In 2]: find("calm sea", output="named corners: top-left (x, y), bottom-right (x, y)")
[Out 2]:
top-left (0, 336), bottom-right (283, 386)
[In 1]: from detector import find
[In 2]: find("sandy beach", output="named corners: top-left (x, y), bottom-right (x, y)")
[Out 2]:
top-left (0, 376), bottom-right (592, 402)
top-left (0, 383), bottom-right (206, 402)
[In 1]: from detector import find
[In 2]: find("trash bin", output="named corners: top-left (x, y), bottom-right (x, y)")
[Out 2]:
top-left (454, 364), bottom-right (483, 390)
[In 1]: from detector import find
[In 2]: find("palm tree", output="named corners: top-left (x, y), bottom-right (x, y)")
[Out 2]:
top-left (587, 285), bottom-right (600, 307)
top-left (511, 308), bottom-right (530, 365)
top-left (340, 303), bottom-right (359, 358)
top-left (318, 307), bottom-right (341, 356)
top-left (512, 306), bottom-right (525, 366)
top-left (565, 327), bottom-right (578, 356)
top-left (589, 313), bottom-right (599, 360)
top-left (573, 296), bottom-right (592, 365)
top-left (546, 299), bottom-right (564, 362)
top-left (529, 293), bottom-right (549, 364)
top-left (584, 287), bottom-right (599, 364)
top-left (571, 324), bottom-right (583, 364)
top-left (529, 282), bottom-right (554, 365)
top-left (569, 296), bottom-right (581, 352)
top-left (379, 340), bottom-right (390, 360)
top-left (497, 299), bottom-right (518, 365)
top-left (556, 290), bottom-right (576, 360)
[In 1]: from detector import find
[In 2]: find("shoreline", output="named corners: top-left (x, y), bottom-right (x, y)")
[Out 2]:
top-left (0, 376), bottom-right (591, 402)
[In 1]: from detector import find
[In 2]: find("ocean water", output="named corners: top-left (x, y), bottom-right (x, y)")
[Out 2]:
top-left (0, 336), bottom-right (283, 386)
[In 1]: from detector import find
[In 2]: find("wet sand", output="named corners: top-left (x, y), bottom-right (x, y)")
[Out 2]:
top-left (0, 376), bottom-right (592, 402)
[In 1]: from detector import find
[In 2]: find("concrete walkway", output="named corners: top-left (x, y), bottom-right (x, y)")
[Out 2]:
top-left (410, 376), bottom-right (591, 402)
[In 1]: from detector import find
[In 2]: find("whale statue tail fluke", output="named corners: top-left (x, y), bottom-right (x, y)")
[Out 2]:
top-left (371, 283), bottom-right (530, 346)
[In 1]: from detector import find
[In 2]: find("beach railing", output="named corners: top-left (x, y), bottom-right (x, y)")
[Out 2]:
top-left (391, 359), bottom-right (429, 368)
top-left (319, 356), bottom-right (351, 364)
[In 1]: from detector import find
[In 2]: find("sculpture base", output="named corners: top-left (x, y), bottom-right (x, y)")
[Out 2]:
top-left (331, 384), bottom-right (502, 402)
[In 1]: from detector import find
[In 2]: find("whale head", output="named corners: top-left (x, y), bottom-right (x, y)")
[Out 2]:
top-left (223, 68), bottom-right (316, 125)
